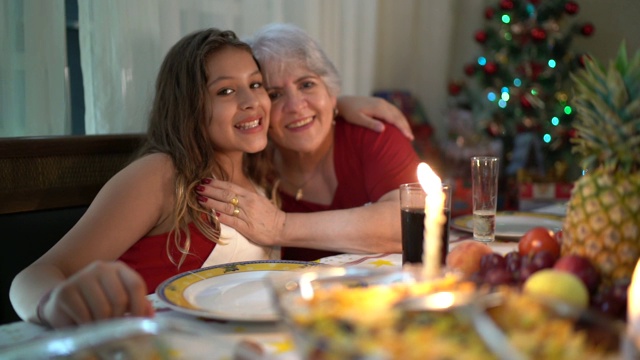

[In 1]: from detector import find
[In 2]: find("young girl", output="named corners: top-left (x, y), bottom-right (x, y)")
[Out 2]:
top-left (10, 28), bottom-right (276, 328)
top-left (196, 24), bottom-right (421, 260)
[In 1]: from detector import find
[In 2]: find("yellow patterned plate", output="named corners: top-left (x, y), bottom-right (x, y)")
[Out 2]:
top-left (156, 260), bottom-right (320, 322)
top-left (451, 211), bottom-right (564, 241)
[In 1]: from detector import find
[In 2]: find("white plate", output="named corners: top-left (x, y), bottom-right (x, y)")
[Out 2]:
top-left (451, 211), bottom-right (564, 241)
top-left (156, 260), bottom-right (320, 322)
top-left (318, 253), bottom-right (402, 268)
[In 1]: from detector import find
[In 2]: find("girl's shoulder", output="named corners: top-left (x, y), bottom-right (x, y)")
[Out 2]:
top-left (99, 152), bottom-right (177, 232)
top-left (106, 152), bottom-right (176, 191)
top-left (124, 152), bottom-right (175, 176)
top-left (133, 152), bottom-right (174, 168)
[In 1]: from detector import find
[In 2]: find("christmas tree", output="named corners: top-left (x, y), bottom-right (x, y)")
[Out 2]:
top-left (447, 0), bottom-right (594, 181)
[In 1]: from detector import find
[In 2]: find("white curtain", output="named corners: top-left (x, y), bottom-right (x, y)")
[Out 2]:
top-left (78, 0), bottom-right (378, 134)
top-left (0, 0), bottom-right (68, 137)
top-left (374, 0), bottom-right (485, 140)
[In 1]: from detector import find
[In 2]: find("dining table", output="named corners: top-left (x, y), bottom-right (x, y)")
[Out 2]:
top-left (0, 203), bottom-right (567, 359)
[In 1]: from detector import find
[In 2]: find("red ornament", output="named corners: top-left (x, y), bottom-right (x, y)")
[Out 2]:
top-left (484, 62), bottom-right (498, 75)
top-left (568, 128), bottom-right (578, 138)
top-left (531, 62), bottom-right (543, 77)
top-left (530, 27), bottom-right (547, 42)
top-left (448, 81), bottom-right (463, 96)
top-left (564, 1), bottom-right (579, 15)
top-left (464, 64), bottom-right (476, 76)
top-left (520, 95), bottom-right (532, 109)
top-left (484, 7), bottom-right (495, 19)
top-left (581, 23), bottom-right (595, 37)
top-left (474, 30), bottom-right (488, 44)
top-left (500, 0), bottom-right (514, 10)
top-left (519, 62), bottom-right (544, 80)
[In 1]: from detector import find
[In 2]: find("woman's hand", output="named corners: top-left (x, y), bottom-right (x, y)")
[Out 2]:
top-left (337, 95), bottom-right (414, 140)
top-left (40, 261), bottom-right (153, 328)
top-left (196, 179), bottom-right (286, 246)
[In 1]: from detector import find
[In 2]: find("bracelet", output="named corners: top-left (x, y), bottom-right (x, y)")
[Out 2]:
top-left (35, 289), bottom-right (53, 328)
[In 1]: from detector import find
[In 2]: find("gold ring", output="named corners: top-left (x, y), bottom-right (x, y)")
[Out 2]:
top-left (230, 196), bottom-right (239, 207)
top-left (232, 206), bottom-right (240, 217)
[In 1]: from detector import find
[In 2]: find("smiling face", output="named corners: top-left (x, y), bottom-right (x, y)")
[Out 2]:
top-left (205, 47), bottom-right (271, 156)
top-left (264, 62), bottom-right (337, 154)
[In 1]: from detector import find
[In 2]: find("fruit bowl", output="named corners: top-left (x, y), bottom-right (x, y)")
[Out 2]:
top-left (267, 266), bottom-right (628, 359)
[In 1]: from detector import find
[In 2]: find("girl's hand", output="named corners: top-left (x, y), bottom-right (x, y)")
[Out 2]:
top-left (337, 95), bottom-right (414, 140)
top-left (40, 261), bottom-right (153, 328)
top-left (196, 179), bottom-right (286, 246)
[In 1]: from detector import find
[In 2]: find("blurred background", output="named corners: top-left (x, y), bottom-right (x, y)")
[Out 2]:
top-left (1, 0), bottom-right (638, 324)
top-left (2, 0), bottom-right (639, 189)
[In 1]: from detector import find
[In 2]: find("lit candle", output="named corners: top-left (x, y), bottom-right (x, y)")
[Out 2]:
top-left (628, 259), bottom-right (640, 349)
top-left (417, 162), bottom-right (445, 279)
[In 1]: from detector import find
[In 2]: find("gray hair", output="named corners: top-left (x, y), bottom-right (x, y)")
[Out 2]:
top-left (246, 23), bottom-right (341, 96)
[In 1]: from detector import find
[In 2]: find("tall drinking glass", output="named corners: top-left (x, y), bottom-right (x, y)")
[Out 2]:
top-left (470, 156), bottom-right (500, 242)
top-left (399, 183), bottom-right (451, 265)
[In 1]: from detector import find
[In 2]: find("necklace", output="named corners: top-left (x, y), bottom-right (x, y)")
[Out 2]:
top-left (279, 144), bottom-right (333, 201)
top-left (280, 170), bottom-right (320, 201)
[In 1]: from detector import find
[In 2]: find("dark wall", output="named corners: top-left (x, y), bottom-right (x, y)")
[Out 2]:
top-left (65, 0), bottom-right (85, 135)
top-left (0, 207), bottom-right (87, 324)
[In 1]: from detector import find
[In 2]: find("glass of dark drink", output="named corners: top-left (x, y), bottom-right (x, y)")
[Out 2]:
top-left (399, 183), bottom-right (451, 265)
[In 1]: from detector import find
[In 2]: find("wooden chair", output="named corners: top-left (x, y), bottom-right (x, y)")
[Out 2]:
top-left (0, 134), bottom-right (145, 324)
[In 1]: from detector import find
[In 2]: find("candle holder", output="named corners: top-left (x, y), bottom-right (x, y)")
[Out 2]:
top-left (399, 182), bottom-right (451, 268)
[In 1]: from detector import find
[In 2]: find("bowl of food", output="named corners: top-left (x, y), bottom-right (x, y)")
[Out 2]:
top-left (267, 266), bottom-right (626, 359)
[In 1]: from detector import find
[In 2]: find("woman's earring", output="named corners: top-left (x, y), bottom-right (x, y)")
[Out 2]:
top-left (333, 108), bottom-right (338, 118)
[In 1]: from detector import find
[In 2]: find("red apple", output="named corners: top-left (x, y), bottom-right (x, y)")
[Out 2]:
top-left (519, 227), bottom-right (560, 258)
top-left (553, 254), bottom-right (600, 294)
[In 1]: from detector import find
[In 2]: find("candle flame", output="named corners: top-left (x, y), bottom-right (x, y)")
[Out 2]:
top-left (417, 163), bottom-right (442, 194)
top-left (417, 162), bottom-right (445, 279)
top-left (629, 259), bottom-right (640, 335)
top-left (425, 292), bottom-right (457, 310)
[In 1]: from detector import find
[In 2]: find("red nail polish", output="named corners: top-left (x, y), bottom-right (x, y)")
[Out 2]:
top-left (195, 185), bottom-right (205, 192)
top-left (216, 212), bottom-right (221, 217)
top-left (201, 178), bottom-right (212, 184)
top-left (197, 195), bottom-right (207, 202)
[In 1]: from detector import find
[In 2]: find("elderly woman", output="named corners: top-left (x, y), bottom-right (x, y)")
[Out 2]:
top-left (197, 23), bottom-right (422, 261)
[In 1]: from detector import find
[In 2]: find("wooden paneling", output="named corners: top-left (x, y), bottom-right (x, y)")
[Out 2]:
top-left (0, 134), bottom-right (145, 214)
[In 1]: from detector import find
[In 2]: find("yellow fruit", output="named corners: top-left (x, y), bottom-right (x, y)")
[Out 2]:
top-left (564, 43), bottom-right (640, 286)
top-left (523, 269), bottom-right (589, 309)
top-left (562, 171), bottom-right (640, 285)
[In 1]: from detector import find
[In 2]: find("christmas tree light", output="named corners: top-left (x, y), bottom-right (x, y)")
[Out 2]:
top-left (447, 0), bottom-right (594, 179)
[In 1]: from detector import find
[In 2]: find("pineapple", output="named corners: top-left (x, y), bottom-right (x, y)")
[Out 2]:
top-left (562, 43), bottom-right (640, 286)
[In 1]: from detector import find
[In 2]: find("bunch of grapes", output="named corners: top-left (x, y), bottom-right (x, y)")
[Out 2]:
top-left (469, 227), bottom-right (629, 320)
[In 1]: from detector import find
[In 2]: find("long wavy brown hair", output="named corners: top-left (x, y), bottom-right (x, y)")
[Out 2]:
top-left (136, 28), bottom-right (278, 268)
